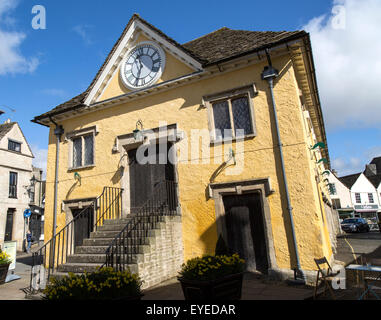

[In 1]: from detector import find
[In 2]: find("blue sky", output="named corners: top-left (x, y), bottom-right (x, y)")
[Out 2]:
top-left (1, 0), bottom-right (380, 177)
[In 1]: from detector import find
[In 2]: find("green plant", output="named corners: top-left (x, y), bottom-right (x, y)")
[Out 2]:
top-left (0, 251), bottom-right (11, 265)
top-left (179, 254), bottom-right (245, 281)
top-left (43, 267), bottom-right (143, 300)
top-left (215, 235), bottom-right (230, 256)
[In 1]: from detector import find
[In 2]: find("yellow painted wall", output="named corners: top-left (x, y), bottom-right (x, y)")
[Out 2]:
top-left (43, 50), bottom-right (333, 272)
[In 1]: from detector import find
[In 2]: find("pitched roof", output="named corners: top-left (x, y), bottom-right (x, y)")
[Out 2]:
top-left (366, 174), bottom-right (381, 188)
top-left (32, 14), bottom-right (308, 124)
top-left (0, 122), bottom-right (16, 140)
top-left (339, 173), bottom-right (362, 189)
top-left (183, 27), bottom-right (304, 66)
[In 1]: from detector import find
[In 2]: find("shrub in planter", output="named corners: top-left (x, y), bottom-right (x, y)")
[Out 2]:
top-left (43, 267), bottom-right (143, 300)
top-left (0, 250), bottom-right (11, 285)
top-left (178, 254), bottom-right (245, 300)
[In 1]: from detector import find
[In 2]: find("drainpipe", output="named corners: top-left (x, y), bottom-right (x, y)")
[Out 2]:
top-left (261, 48), bottom-right (305, 284)
top-left (49, 116), bottom-right (64, 240)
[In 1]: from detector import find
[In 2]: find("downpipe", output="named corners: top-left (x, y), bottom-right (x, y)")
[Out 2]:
top-left (49, 116), bottom-right (64, 267)
top-left (261, 49), bottom-right (306, 284)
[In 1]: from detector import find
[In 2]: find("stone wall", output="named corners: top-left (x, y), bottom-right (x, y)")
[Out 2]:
top-left (135, 215), bottom-right (183, 290)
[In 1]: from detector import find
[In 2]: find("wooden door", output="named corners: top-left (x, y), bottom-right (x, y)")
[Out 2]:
top-left (128, 143), bottom-right (175, 212)
top-left (4, 209), bottom-right (14, 241)
top-left (223, 193), bottom-right (269, 273)
top-left (73, 207), bottom-right (94, 248)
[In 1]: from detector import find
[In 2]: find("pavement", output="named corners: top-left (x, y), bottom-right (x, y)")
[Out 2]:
top-left (0, 252), bottom-right (34, 300)
top-left (1, 231), bottom-right (379, 300)
top-left (142, 272), bottom-right (314, 300)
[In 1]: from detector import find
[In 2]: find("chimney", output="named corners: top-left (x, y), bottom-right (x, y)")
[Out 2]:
top-left (365, 164), bottom-right (377, 176)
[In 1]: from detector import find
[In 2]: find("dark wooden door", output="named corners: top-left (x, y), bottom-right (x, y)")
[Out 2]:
top-left (4, 209), bottom-right (14, 241)
top-left (29, 214), bottom-right (41, 243)
top-left (223, 193), bottom-right (269, 273)
top-left (128, 143), bottom-right (175, 212)
top-left (73, 207), bottom-right (94, 248)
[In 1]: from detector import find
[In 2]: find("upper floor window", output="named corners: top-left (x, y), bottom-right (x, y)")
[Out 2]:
top-left (9, 172), bottom-right (17, 198)
top-left (72, 135), bottom-right (94, 168)
top-left (8, 140), bottom-right (21, 152)
top-left (355, 193), bottom-right (361, 204)
top-left (368, 193), bottom-right (374, 203)
top-left (66, 126), bottom-right (97, 170)
top-left (204, 84), bottom-right (257, 142)
top-left (328, 183), bottom-right (337, 195)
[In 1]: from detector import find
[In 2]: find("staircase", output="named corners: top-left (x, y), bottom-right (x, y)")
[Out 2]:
top-left (52, 215), bottom-right (166, 276)
top-left (29, 181), bottom-right (183, 291)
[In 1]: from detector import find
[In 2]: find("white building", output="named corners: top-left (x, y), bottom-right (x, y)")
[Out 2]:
top-left (0, 120), bottom-right (36, 251)
top-left (339, 173), bottom-right (380, 229)
top-left (327, 170), bottom-right (353, 218)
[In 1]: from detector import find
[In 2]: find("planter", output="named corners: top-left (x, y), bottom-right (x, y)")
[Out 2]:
top-left (0, 263), bottom-right (10, 285)
top-left (178, 273), bottom-right (243, 301)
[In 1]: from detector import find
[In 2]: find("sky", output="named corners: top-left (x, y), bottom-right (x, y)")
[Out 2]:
top-left (0, 0), bottom-right (380, 178)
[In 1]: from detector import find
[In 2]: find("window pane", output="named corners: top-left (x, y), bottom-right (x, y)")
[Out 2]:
top-left (73, 137), bottom-right (82, 167)
top-left (355, 193), bottom-right (361, 203)
top-left (84, 135), bottom-right (94, 165)
top-left (232, 96), bottom-right (252, 137)
top-left (212, 100), bottom-right (232, 139)
top-left (9, 172), bottom-right (17, 198)
top-left (8, 140), bottom-right (21, 152)
top-left (368, 193), bottom-right (374, 203)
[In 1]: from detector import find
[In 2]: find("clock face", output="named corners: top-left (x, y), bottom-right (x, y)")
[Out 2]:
top-left (121, 42), bottom-right (166, 90)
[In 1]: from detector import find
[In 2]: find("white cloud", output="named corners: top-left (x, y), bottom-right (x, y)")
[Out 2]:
top-left (332, 157), bottom-right (363, 176)
top-left (41, 88), bottom-right (67, 97)
top-left (0, 0), bottom-right (39, 75)
top-left (72, 24), bottom-right (94, 45)
top-left (303, 0), bottom-right (381, 129)
top-left (31, 144), bottom-right (48, 179)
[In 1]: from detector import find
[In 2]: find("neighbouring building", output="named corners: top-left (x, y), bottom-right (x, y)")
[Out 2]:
top-left (29, 166), bottom-right (46, 244)
top-left (339, 172), bottom-right (380, 229)
top-left (327, 170), bottom-right (354, 219)
top-left (32, 14), bottom-right (337, 287)
top-left (0, 120), bottom-right (39, 251)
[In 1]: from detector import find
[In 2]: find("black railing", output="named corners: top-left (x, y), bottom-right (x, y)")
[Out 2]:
top-left (105, 180), bottom-right (178, 271)
top-left (29, 186), bottom-right (123, 292)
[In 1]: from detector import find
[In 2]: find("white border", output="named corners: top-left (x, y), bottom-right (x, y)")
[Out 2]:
top-left (120, 41), bottom-right (166, 90)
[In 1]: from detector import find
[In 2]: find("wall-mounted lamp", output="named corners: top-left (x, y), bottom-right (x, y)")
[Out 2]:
top-left (133, 119), bottom-right (144, 141)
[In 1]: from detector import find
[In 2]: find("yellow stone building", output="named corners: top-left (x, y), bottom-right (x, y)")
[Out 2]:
top-left (32, 14), bottom-right (339, 287)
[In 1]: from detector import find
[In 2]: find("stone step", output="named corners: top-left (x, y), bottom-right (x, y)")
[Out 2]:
top-left (57, 262), bottom-right (138, 274)
top-left (74, 244), bottom-right (151, 255)
top-left (67, 254), bottom-right (107, 264)
top-left (80, 236), bottom-right (155, 249)
top-left (57, 263), bottom-right (103, 273)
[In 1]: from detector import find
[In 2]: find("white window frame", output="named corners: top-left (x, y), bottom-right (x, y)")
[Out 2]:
top-left (368, 193), bottom-right (374, 204)
top-left (66, 126), bottom-right (98, 171)
top-left (204, 84), bottom-right (257, 144)
top-left (355, 193), bottom-right (361, 204)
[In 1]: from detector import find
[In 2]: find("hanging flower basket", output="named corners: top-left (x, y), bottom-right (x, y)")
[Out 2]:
top-left (178, 254), bottom-right (245, 300)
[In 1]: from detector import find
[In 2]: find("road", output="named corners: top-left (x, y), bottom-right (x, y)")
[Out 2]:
top-left (335, 230), bottom-right (381, 265)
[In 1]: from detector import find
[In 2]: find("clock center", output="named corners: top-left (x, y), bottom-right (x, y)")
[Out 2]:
top-left (132, 54), bottom-right (154, 79)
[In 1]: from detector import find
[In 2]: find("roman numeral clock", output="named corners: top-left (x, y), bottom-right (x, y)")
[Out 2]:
top-left (121, 41), bottom-right (166, 90)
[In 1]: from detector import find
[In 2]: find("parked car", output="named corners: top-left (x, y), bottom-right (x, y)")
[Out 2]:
top-left (341, 218), bottom-right (370, 233)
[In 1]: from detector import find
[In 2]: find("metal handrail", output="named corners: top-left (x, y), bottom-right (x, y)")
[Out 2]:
top-left (29, 186), bottom-right (123, 292)
top-left (104, 180), bottom-right (178, 271)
